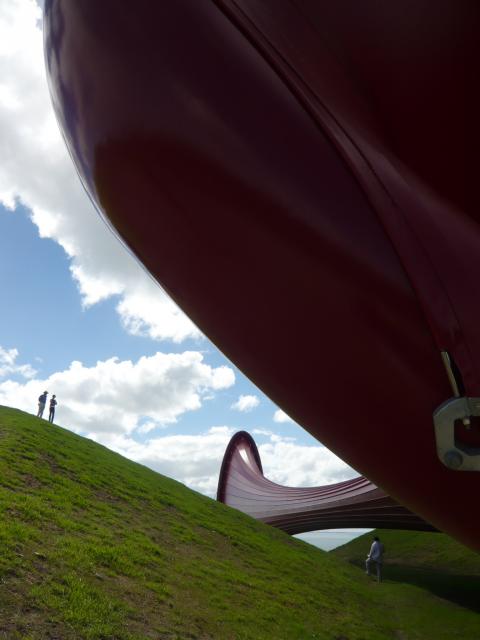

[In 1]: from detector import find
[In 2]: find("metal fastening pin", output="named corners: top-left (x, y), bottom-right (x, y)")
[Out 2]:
top-left (440, 351), bottom-right (471, 428)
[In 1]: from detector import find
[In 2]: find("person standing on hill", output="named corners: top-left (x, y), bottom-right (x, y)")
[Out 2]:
top-left (37, 391), bottom-right (48, 418)
top-left (366, 535), bottom-right (385, 582)
top-left (48, 395), bottom-right (57, 423)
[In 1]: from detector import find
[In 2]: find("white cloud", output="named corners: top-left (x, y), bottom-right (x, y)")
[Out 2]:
top-left (252, 428), bottom-right (273, 437)
top-left (0, 351), bottom-right (235, 436)
top-left (90, 428), bottom-right (354, 499)
top-left (136, 420), bottom-right (160, 435)
top-left (258, 437), bottom-right (356, 488)
top-left (0, 0), bottom-right (200, 343)
top-left (0, 345), bottom-right (354, 496)
top-left (231, 394), bottom-right (260, 412)
top-left (116, 279), bottom-right (201, 344)
top-left (97, 426), bottom-right (237, 498)
top-left (273, 409), bottom-right (293, 423)
top-left (0, 345), bottom-right (36, 379)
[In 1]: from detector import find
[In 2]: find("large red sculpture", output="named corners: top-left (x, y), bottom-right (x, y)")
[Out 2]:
top-left (218, 432), bottom-right (436, 535)
top-left (44, 1), bottom-right (480, 551)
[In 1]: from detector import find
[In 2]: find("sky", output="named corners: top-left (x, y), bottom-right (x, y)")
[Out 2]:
top-left (0, 0), bottom-right (369, 551)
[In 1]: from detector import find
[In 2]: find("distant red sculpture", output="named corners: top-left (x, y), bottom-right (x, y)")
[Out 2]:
top-left (218, 432), bottom-right (436, 534)
top-left (44, 1), bottom-right (480, 551)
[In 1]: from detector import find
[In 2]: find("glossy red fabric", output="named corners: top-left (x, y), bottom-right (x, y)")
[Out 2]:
top-left (44, 1), bottom-right (480, 550)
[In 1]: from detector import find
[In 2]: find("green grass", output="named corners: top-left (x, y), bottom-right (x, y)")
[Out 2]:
top-left (332, 529), bottom-right (480, 617)
top-left (0, 405), bottom-right (479, 639)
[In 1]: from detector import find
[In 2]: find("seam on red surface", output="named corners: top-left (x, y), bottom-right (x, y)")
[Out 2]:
top-left (212, 0), bottom-right (478, 396)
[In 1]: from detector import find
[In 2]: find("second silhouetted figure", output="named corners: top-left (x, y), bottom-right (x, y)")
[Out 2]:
top-left (48, 395), bottom-right (57, 423)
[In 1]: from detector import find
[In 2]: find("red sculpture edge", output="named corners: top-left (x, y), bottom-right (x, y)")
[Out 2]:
top-left (218, 432), bottom-right (437, 535)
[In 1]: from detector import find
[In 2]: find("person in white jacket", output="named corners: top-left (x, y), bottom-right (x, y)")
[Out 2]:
top-left (366, 535), bottom-right (385, 582)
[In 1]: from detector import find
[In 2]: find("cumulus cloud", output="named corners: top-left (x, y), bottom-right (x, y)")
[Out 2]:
top-left (258, 436), bottom-right (356, 488)
top-left (230, 394), bottom-right (260, 412)
top-left (273, 409), bottom-right (293, 423)
top-left (0, 0), bottom-right (200, 342)
top-left (97, 426), bottom-right (237, 498)
top-left (93, 428), bottom-right (355, 498)
top-left (252, 428), bottom-right (273, 437)
top-left (0, 345), bottom-right (36, 379)
top-left (0, 346), bottom-right (354, 496)
top-left (115, 278), bottom-right (201, 344)
top-left (0, 351), bottom-right (235, 436)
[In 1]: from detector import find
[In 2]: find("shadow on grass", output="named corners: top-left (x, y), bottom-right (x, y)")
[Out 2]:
top-left (352, 561), bottom-right (480, 613)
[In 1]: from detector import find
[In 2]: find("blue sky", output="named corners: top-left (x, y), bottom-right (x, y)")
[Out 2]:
top-left (0, 203), bottom-right (304, 439)
top-left (0, 200), bottom-right (327, 475)
top-left (0, 0), bottom-right (368, 550)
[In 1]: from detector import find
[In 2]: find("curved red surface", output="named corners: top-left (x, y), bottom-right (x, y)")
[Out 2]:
top-left (217, 432), bottom-right (436, 535)
top-left (44, 1), bottom-right (480, 550)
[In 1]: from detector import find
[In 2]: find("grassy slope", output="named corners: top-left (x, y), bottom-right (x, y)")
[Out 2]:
top-left (0, 406), bottom-right (478, 640)
top-left (333, 529), bottom-right (480, 574)
top-left (333, 529), bottom-right (480, 620)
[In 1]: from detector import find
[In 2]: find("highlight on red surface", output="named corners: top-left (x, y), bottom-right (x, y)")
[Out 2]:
top-left (43, 0), bottom-right (480, 551)
top-left (217, 432), bottom-right (436, 535)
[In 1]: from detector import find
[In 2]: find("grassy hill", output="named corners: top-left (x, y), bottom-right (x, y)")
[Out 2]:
top-left (0, 405), bottom-right (479, 640)
top-left (332, 529), bottom-right (480, 616)
top-left (333, 529), bottom-right (480, 574)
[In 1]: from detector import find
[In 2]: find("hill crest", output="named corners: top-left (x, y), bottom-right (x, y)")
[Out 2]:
top-left (0, 405), bottom-right (478, 639)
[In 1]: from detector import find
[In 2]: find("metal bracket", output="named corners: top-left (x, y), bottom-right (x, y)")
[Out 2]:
top-left (433, 397), bottom-right (480, 471)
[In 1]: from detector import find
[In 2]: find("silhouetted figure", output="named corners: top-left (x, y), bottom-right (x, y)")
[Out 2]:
top-left (37, 391), bottom-right (48, 418)
top-left (366, 535), bottom-right (385, 582)
top-left (48, 395), bottom-right (57, 423)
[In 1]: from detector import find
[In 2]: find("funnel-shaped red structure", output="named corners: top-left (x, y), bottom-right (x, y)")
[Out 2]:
top-left (218, 432), bottom-right (436, 535)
